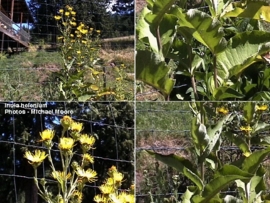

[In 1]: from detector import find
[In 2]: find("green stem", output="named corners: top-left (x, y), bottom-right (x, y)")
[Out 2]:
top-left (213, 55), bottom-right (218, 89)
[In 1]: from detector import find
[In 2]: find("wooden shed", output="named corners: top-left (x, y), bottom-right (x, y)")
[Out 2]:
top-left (0, 0), bottom-right (33, 52)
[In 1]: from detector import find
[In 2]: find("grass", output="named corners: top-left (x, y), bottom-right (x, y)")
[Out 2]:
top-left (0, 43), bottom-right (134, 101)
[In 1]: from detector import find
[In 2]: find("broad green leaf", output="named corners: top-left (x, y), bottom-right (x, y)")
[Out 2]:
top-left (199, 114), bottom-right (232, 162)
top-left (252, 91), bottom-right (270, 101)
top-left (175, 8), bottom-right (227, 54)
top-left (205, 0), bottom-right (225, 17)
top-left (158, 13), bottom-right (178, 57)
top-left (213, 86), bottom-right (244, 100)
top-left (243, 102), bottom-right (255, 124)
top-left (216, 165), bottom-right (253, 178)
top-left (242, 147), bottom-right (270, 174)
top-left (136, 7), bottom-right (159, 52)
top-left (200, 174), bottom-right (252, 203)
top-left (181, 186), bottom-right (197, 203)
top-left (249, 176), bottom-right (265, 203)
top-left (216, 31), bottom-right (270, 79)
top-left (223, 132), bottom-right (250, 154)
top-left (78, 95), bottom-right (92, 101)
top-left (191, 117), bottom-right (209, 155)
top-left (221, 1), bottom-right (270, 23)
top-left (136, 50), bottom-right (175, 96)
top-left (145, 0), bottom-right (177, 27)
top-left (251, 122), bottom-right (270, 136)
top-left (146, 150), bottom-right (203, 190)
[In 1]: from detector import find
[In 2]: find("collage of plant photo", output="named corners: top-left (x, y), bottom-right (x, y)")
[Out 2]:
top-left (1, 0), bottom-right (270, 202)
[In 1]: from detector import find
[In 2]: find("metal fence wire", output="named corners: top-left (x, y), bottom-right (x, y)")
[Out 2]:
top-left (0, 101), bottom-right (134, 203)
top-left (136, 102), bottom-right (270, 203)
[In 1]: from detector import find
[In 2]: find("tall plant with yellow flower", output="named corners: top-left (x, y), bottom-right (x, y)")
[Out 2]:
top-left (54, 5), bottom-right (116, 101)
top-left (24, 115), bottom-right (98, 203)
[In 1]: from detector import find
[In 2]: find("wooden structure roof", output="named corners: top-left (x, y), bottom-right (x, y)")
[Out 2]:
top-left (0, 0), bottom-right (34, 23)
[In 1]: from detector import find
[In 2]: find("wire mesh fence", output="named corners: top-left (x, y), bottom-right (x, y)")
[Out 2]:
top-left (0, 101), bottom-right (134, 203)
top-left (136, 102), bottom-right (270, 203)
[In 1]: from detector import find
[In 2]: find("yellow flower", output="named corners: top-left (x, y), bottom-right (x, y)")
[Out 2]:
top-left (59, 9), bottom-right (64, 14)
top-left (119, 192), bottom-right (135, 203)
top-left (256, 104), bottom-right (268, 112)
top-left (52, 171), bottom-right (71, 180)
top-left (66, 5), bottom-right (73, 11)
top-left (76, 168), bottom-right (97, 183)
top-left (82, 153), bottom-right (94, 164)
top-left (57, 36), bottom-right (63, 40)
top-left (24, 150), bottom-right (47, 167)
top-left (113, 171), bottom-right (124, 183)
top-left (71, 11), bottom-right (76, 16)
top-left (240, 126), bottom-right (252, 133)
top-left (80, 29), bottom-right (88, 34)
top-left (70, 22), bottom-right (76, 26)
top-left (94, 194), bottom-right (107, 203)
top-left (65, 11), bottom-right (70, 16)
top-left (77, 50), bottom-right (81, 54)
top-left (71, 39), bottom-right (75, 43)
top-left (81, 40), bottom-right (87, 44)
top-left (60, 115), bottom-right (73, 129)
top-left (72, 191), bottom-right (83, 201)
top-left (89, 27), bottom-right (94, 31)
top-left (216, 107), bottom-right (229, 115)
top-left (40, 129), bottom-right (55, 141)
top-left (79, 134), bottom-right (95, 146)
top-left (96, 30), bottom-right (101, 34)
top-left (54, 15), bottom-right (61, 20)
top-left (99, 184), bottom-right (114, 194)
top-left (70, 122), bottom-right (83, 132)
top-left (59, 137), bottom-right (75, 150)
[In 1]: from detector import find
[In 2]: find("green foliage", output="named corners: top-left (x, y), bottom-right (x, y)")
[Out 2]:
top-left (136, 0), bottom-right (270, 100)
top-left (138, 102), bottom-right (270, 202)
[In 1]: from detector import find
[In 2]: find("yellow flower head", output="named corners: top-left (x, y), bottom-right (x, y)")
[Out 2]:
top-left (113, 171), bottom-right (124, 183)
top-left (99, 184), bottom-right (114, 194)
top-left (240, 126), bottom-right (252, 133)
top-left (82, 153), bottom-right (94, 164)
top-left (71, 11), bottom-right (76, 16)
top-left (76, 168), bottom-right (97, 183)
top-left (57, 36), bottom-right (63, 40)
top-left (79, 134), bottom-right (95, 147)
top-left (52, 171), bottom-right (71, 181)
top-left (64, 11), bottom-right (70, 16)
top-left (119, 192), bottom-right (135, 203)
top-left (40, 129), bottom-right (55, 141)
top-left (66, 5), bottom-right (73, 11)
top-left (256, 104), bottom-right (268, 112)
top-left (59, 137), bottom-right (75, 150)
top-left (216, 107), bottom-right (229, 115)
top-left (72, 190), bottom-right (83, 201)
top-left (54, 15), bottom-right (61, 20)
top-left (70, 21), bottom-right (77, 26)
top-left (80, 29), bottom-right (88, 34)
top-left (24, 150), bottom-right (47, 167)
top-left (70, 122), bottom-right (83, 132)
top-left (76, 50), bottom-right (81, 54)
top-left (60, 115), bottom-right (73, 129)
top-left (96, 30), bottom-right (101, 34)
top-left (59, 9), bottom-right (64, 14)
top-left (94, 194), bottom-right (107, 203)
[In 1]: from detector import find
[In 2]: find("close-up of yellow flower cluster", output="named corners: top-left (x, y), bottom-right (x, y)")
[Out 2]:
top-left (23, 115), bottom-right (100, 203)
top-left (94, 166), bottom-right (135, 203)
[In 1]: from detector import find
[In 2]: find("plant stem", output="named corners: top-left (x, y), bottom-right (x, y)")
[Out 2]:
top-left (213, 55), bottom-right (218, 88)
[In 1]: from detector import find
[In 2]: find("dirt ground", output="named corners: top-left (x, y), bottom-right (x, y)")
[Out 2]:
top-left (136, 0), bottom-right (146, 13)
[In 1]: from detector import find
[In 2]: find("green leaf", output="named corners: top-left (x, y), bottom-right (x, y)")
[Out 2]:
top-left (221, 1), bottom-right (270, 23)
top-left (217, 31), bottom-right (270, 79)
top-left (223, 132), bottom-right (250, 154)
top-left (146, 150), bottom-right (203, 190)
top-left (174, 8), bottom-right (227, 54)
top-left (78, 95), bottom-right (92, 101)
top-left (199, 114), bottom-right (232, 163)
top-left (241, 147), bottom-right (270, 174)
top-left (252, 91), bottom-right (270, 101)
top-left (136, 7), bottom-right (159, 53)
top-left (213, 86), bottom-right (244, 100)
top-left (145, 0), bottom-right (177, 27)
top-left (136, 50), bottom-right (175, 96)
top-left (205, 0), bottom-right (225, 17)
top-left (191, 117), bottom-right (209, 156)
top-left (243, 102), bottom-right (255, 124)
top-left (251, 122), bottom-right (270, 136)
